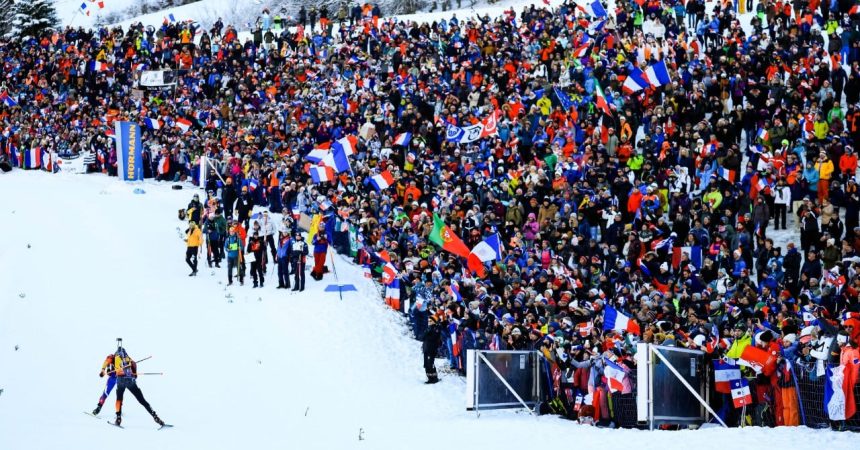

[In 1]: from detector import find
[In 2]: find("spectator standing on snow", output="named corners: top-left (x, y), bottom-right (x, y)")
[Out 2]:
top-left (311, 232), bottom-right (329, 280)
top-left (276, 234), bottom-right (293, 289)
top-left (291, 232), bottom-right (308, 292)
top-left (423, 315), bottom-right (442, 384)
top-left (185, 221), bottom-right (203, 277)
top-left (247, 230), bottom-right (267, 288)
top-left (224, 226), bottom-right (244, 286)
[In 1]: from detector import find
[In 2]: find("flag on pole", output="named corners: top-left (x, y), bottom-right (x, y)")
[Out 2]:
top-left (622, 67), bottom-right (650, 94)
top-left (80, 3), bottom-right (90, 16)
top-left (593, 80), bottom-right (612, 115)
top-left (385, 278), bottom-right (401, 308)
top-left (175, 117), bottom-right (192, 133)
top-left (713, 359), bottom-right (742, 394)
top-left (467, 233), bottom-right (504, 277)
top-left (448, 280), bottom-right (463, 302)
top-left (643, 60), bottom-right (671, 87)
top-left (604, 358), bottom-right (627, 393)
top-left (381, 262), bottom-right (398, 285)
top-left (603, 307), bottom-right (641, 335)
top-left (368, 170), bottom-right (395, 191)
top-left (143, 118), bottom-right (162, 130)
top-left (393, 132), bottom-right (412, 147)
top-left (305, 142), bottom-right (331, 163)
top-left (580, 0), bottom-right (608, 18)
top-left (757, 128), bottom-right (769, 142)
top-left (730, 379), bottom-right (753, 408)
top-left (309, 165), bottom-right (335, 183)
top-left (0, 92), bottom-right (18, 107)
top-left (428, 214), bottom-right (471, 259)
top-left (554, 87), bottom-right (575, 110)
top-left (572, 42), bottom-right (590, 58)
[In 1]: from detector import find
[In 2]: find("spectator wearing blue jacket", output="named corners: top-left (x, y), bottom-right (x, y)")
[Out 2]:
top-left (310, 233), bottom-right (329, 281)
top-left (276, 234), bottom-right (293, 289)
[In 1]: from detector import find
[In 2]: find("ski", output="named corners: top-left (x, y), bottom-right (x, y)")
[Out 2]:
top-left (158, 424), bottom-right (174, 430)
top-left (106, 420), bottom-right (124, 429)
top-left (83, 411), bottom-right (100, 418)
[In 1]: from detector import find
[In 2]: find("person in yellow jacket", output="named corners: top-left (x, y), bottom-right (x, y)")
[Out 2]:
top-left (703, 184), bottom-right (723, 211)
top-left (815, 152), bottom-right (834, 204)
top-left (726, 324), bottom-right (752, 360)
top-left (536, 93), bottom-right (552, 116)
top-left (186, 221), bottom-right (203, 276)
top-left (813, 114), bottom-right (829, 141)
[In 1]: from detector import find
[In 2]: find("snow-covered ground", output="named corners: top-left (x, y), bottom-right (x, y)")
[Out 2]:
top-left (0, 171), bottom-right (857, 450)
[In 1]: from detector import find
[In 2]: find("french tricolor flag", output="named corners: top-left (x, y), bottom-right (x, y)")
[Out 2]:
top-left (381, 262), bottom-right (398, 286)
top-left (580, 0), bottom-right (608, 18)
top-left (757, 128), bottom-right (769, 141)
top-left (572, 42), bottom-right (590, 58)
top-left (369, 170), bottom-right (395, 191)
top-left (448, 280), bottom-right (462, 303)
top-left (175, 117), bottom-right (192, 133)
top-left (622, 67), bottom-right (650, 94)
top-left (309, 165), bottom-right (335, 184)
top-left (603, 306), bottom-right (640, 335)
top-left (305, 142), bottom-right (330, 163)
top-left (143, 118), bottom-right (161, 130)
top-left (603, 358), bottom-right (628, 393)
top-left (333, 135), bottom-right (358, 156)
top-left (713, 359), bottom-right (741, 394)
top-left (90, 61), bottom-right (110, 72)
top-left (643, 60), bottom-right (671, 87)
top-left (825, 360), bottom-right (859, 420)
top-left (717, 167), bottom-right (737, 183)
top-left (730, 379), bottom-right (753, 408)
top-left (157, 156), bottom-right (169, 175)
top-left (24, 148), bottom-right (42, 169)
top-left (393, 132), bottom-right (412, 147)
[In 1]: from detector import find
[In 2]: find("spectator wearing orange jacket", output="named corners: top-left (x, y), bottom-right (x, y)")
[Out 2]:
top-left (839, 146), bottom-right (857, 182)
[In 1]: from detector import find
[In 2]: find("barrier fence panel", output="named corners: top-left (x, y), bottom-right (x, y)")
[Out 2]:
top-left (466, 350), bottom-right (544, 412)
top-left (611, 371), bottom-right (639, 428)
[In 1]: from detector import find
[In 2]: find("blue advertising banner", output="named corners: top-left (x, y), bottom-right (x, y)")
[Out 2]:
top-left (115, 121), bottom-right (143, 181)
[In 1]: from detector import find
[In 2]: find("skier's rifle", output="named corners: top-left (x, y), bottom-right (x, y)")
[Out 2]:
top-left (106, 355), bottom-right (152, 375)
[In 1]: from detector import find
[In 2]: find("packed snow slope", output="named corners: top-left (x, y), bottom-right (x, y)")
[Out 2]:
top-left (0, 175), bottom-right (856, 450)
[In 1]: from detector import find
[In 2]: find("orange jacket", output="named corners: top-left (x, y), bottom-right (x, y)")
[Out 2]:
top-left (839, 153), bottom-right (858, 174)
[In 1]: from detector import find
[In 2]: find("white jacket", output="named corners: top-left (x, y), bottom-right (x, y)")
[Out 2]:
top-left (774, 186), bottom-right (791, 205)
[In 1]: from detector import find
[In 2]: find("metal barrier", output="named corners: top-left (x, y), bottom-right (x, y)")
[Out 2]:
top-left (793, 360), bottom-right (830, 429)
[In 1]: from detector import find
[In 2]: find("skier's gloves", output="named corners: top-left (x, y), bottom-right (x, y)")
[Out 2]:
top-left (99, 371), bottom-right (105, 378)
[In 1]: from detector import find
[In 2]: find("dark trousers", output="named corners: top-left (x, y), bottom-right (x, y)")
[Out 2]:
top-left (773, 204), bottom-right (788, 229)
top-left (265, 235), bottom-right (277, 260)
top-left (186, 247), bottom-right (198, 271)
top-left (208, 238), bottom-right (222, 265)
top-left (115, 377), bottom-right (155, 416)
top-left (292, 259), bottom-right (305, 291)
top-left (423, 353), bottom-right (437, 378)
top-left (278, 258), bottom-right (290, 288)
top-left (227, 257), bottom-right (243, 284)
top-left (250, 261), bottom-right (264, 286)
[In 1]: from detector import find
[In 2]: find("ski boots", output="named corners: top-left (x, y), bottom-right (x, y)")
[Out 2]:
top-left (151, 412), bottom-right (164, 426)
top-left (92, 404), bottom-right (102, 415)
top-left (114, 413), bottom-right (122, 426)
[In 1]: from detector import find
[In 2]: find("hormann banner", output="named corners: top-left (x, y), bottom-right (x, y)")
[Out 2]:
top-left (115, 121), bottom-right (143, 181)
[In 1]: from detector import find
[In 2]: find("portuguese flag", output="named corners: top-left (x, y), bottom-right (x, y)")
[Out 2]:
top-left (594, 79), bottom-right (612, 116)
top-left (429, 214), bottom-right (471, 259)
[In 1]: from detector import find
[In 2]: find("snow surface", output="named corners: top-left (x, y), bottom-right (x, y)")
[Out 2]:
top-left (0, 172), bottom-right (857, 450)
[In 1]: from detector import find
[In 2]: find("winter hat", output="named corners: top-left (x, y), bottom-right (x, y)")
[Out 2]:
top-left (783, 334), bottom-right (797, 345)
